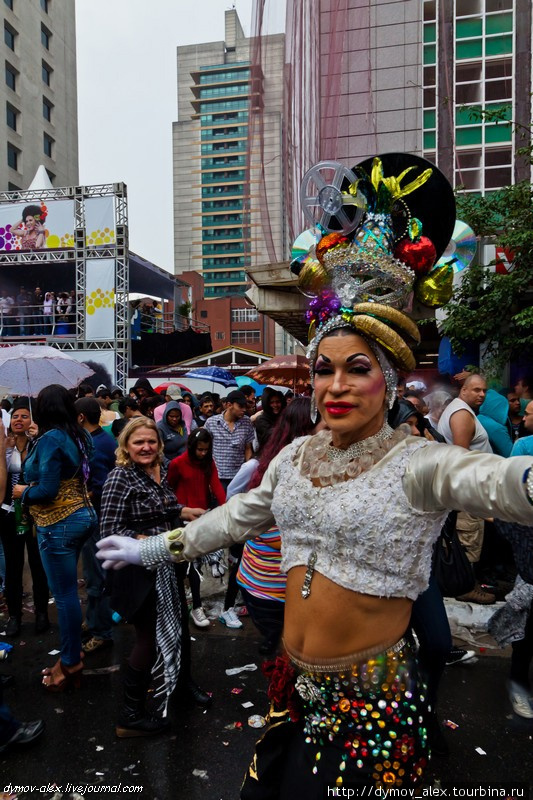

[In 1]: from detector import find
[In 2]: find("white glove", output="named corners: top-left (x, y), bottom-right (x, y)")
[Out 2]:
top-left (96, 535), bottom-right (142, 570)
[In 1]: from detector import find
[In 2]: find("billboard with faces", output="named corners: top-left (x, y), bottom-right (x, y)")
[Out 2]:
top-left (0, 196), bottom-right (115, 252)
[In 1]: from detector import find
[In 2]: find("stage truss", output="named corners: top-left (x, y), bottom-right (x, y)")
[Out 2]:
top-left (0, 183), bottom-right (130, 389)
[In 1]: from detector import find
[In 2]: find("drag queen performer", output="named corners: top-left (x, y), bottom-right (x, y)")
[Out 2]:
top-left (97, 155), bottom-right (533, 796)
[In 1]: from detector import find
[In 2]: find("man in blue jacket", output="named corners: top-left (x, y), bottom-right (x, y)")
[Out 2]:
top-left (511, 401), bottom-right (533, 457)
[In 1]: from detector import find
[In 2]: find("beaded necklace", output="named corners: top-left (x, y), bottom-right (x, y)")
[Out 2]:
top-left (299, 422), bottom-right (410, 489)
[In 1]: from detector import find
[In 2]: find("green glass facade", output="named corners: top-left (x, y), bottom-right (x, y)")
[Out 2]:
top-left (196, 62), bottom-right (252, 297)
top-left (423, 0), bottom-right (514, 193)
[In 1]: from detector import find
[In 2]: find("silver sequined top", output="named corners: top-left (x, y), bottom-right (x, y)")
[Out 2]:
top-left (271, 437), bottom-right (447, 600)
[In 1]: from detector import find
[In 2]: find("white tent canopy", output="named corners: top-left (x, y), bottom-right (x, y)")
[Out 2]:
top-left (27, 165), bottom-right (54, 191)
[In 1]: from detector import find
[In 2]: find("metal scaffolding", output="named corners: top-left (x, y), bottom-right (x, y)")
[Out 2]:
top-left (0, 183), bottom-right (130, 390)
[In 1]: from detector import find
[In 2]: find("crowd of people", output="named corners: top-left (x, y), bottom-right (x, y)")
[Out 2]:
top-left (0, 367), bottom-right (532, 782)
top-left (0, 287), bottom-right (76, 336)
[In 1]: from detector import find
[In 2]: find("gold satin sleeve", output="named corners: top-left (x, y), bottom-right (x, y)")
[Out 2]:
top-left (404, 444), bottom-right (533, 523)
top-left (163, 451), bottom-right (282, 562)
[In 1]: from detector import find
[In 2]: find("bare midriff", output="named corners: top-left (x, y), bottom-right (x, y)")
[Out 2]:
top-left (283, 567), bottom-right (412, 661)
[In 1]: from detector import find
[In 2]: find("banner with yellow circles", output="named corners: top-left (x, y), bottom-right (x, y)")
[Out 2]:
top-left (85, 258), bottom-right (115, 341)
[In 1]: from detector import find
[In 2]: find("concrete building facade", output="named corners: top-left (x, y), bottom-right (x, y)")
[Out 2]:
top-left (1, 0), bottom-right (78, 190)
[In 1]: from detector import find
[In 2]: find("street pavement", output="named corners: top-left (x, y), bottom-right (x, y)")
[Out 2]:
top-left (1, 597), bottom-right (532, 800)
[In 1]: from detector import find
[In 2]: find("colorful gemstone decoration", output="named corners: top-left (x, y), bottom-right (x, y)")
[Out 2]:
top-left (292, 644), bottom-right (429, 789)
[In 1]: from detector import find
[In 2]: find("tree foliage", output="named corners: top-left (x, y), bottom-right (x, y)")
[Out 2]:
top-left (440, 110), bottom-right (533, 378)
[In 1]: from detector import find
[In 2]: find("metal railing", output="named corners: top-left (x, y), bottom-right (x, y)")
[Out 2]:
top-left (0, 302), bottom-right (74, 337)
top-left (130, 309), bottom-right (210, 338)
top-left (0, 304), bottom-right (210, 339)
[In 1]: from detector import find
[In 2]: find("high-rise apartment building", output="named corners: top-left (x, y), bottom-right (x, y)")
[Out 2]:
top-left (1, 0), bottom-right (78, 190)
top-left (173, 9), bottom-right (285, 299)
top-left (423, 0), bottom-right (530, 190)
top-left (278, 0), bottom-right (530, 242)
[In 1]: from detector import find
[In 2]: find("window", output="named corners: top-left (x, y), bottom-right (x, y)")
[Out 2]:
top-left (43, 133), bottom-right (53, 157)
top-left (7, 182), bottom-right (19, 191)
top-left (485, 148), bottom-right (511, 167)
top-left (41, 25), bottom-right (51, 49)
top-left (45, 169), bottom-right (54, 184)
top-left (4, 23), bottom-right (16, 51)
top-left (42, 61), bottom-right (51, 85)
top-left (456, 82), bottom-right (481, 103)
top-left (5, 63), bottom-right (16, 90)
top-left (200, 310), bottom-right (208, 318)
top-left (40, 0), bottom-right (49, 11)
top-left (457, 150), bottom-right (481, 169)
top-left (43, 97), bottom-right (52, 121)
top-left (231, 308), bottom-right (258, 323)
top-left (7, 143), bottom-right (19, 171)
top-left (4, 0), bottom-right (13, 9)
top-left (215, 331), bottom-right (225, 340)
top-left (231, 330), bottom-right (260, 345)
top-left (6, 103), bottom-right (17, 131)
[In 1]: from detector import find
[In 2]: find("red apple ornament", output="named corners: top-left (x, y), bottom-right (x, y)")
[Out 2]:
top-left (394, 236), bottom-right (437, 276)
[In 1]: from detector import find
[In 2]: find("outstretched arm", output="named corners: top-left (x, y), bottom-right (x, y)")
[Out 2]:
top-left (97, 451), bottom-right (281, 570)
top-left (404, 444), bottom-right (533, 523)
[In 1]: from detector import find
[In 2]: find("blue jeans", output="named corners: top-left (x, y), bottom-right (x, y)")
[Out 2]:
top-left (81, 526), bottom-right (112, 640)
top-left (37, 507), bottom-right (97, 665)
top-left (410, 574), bottom-right (452, 709)
top-left (240, 587), bottom-right (285, 647)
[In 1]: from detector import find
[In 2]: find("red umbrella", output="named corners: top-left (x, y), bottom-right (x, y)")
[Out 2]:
top-left (245, 355), bottom-right (310, 391)
top-left (154, 381), bottom-right (193, 395)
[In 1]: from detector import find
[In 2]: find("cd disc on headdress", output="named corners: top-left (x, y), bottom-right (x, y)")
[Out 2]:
top-left (355, 153), bottom-right (456, 262)
top-left (300, 161), bottom-right (366, 235)
top-left (435, 220), bottom-right (476, 273)
top-left (291, 228), bottom-right (321, 265)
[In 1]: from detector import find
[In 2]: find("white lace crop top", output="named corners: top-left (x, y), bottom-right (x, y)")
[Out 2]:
top-left (270, 437), bottom-right (447, 601)
top-left (165, 435), bottom-right (533, 602)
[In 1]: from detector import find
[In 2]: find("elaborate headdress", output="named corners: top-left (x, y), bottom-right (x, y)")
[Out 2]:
top-left (291, 153), bottom-right (456, 406)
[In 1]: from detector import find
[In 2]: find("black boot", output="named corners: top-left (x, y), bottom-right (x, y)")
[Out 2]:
top-left (5, 617), bottom-right (21, 637)
top-left (187, 677), bottom-right (212, 707)
top-left (427, 710), bottom-right (450, 757)
top-left (35, 612), bottom-right (50, 634)
top-left (115, 664), bottom-right (171, 739)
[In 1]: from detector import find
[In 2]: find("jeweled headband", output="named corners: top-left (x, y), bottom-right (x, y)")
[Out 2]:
top-left (306, 322), bottom-right (398, 409)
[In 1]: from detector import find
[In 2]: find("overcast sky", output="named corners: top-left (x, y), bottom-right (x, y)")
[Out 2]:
top-left (75, 0), bottom-right (285, 272)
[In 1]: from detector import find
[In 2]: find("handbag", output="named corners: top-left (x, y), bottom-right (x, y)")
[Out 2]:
top-left (433, 512), bottom-right (475, 597)
top-left (493, 519), bottom-right (533, 584)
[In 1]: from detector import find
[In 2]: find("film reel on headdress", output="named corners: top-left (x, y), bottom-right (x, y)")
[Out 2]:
top-left (300, 161), bottom-right (366, 234)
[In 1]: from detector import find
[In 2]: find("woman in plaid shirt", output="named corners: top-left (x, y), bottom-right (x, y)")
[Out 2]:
top-left (100, 417), bottom-right (207, 738)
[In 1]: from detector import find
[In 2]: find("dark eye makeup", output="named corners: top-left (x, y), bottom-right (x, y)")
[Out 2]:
top-left (314, 352), bottom-right (373, 375)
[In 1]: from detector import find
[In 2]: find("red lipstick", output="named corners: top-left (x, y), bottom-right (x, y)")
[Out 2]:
top-left (325, 402), bottom-right (355, 416)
